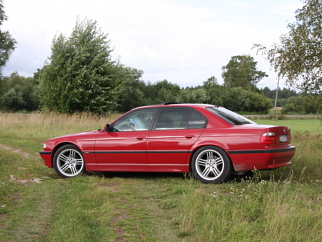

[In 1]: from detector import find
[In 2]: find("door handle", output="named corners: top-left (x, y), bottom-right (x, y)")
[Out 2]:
top-left (136, 136), bottom-right (146, 140)
top-left (185, 135), bottom-right (195, 139)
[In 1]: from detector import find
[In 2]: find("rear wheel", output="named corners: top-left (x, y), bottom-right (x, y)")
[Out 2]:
top-left (191, 146), bottom-right (232, 184)
top-left (53, 145), bottom-right (85, 178)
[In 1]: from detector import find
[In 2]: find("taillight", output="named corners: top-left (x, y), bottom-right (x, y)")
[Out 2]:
top-left (260, 132), bottom-right (276, 144)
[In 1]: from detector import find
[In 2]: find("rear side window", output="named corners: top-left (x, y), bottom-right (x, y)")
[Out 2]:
top-left (155, 108), bottom-right (207, 130)
top-left (188, 111), bottom-right (206, 129)
top-left (207, 107), bottom-right (256, 125)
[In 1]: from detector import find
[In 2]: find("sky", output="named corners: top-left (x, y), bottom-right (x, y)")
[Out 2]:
top-left (2, 0), bottom-right (304, 89)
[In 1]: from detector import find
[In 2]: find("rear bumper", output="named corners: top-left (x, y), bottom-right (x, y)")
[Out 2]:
top-left (228, 146), bottom-right (296, 171)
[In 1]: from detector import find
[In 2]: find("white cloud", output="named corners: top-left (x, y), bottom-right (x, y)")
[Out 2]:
top-left (219, 0), bottom-right (258, 9)
top-left (2, 0), bottom-right (303, 89)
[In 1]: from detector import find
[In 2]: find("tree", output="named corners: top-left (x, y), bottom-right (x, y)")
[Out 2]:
top-left (202, 76), bottom-right (224, 105)
top-left (203, 76), bottom-right (219, 90)
top-left (222, 55), bottom-right (268, 91)
top-left (222, 87), bottom-right (272, 113)
top-left (0, 0), bottom-right (16, 73)
top-left (261, 87), bottom-right (298, 103)
top-left (143, 80), bottom-right (181, 104)
top-left (254, 0), bottom-right (322, 95)
top-left (39, 18), bottom-right (123, 114)
top-left (117, 67), bottom-right (146, 112)
top-left (178, 88), bottom-right (210, 103)
top-left (282, 95), bottom-right (319, 114)
top-left (0, 72), bottom-right (39, 111)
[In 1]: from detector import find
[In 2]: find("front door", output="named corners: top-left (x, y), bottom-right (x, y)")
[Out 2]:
top-left (94, 108), bottom-right (159, 171)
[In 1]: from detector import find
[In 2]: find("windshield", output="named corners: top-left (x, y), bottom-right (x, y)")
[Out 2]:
top-left (207, 107), bottom-right (257, 125)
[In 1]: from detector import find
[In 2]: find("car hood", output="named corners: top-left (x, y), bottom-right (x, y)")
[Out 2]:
top-left (48, 130), bottom-right (100, 141)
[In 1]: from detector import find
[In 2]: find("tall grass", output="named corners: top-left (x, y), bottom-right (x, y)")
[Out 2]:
top-left (176, 178), bottom-right (321, 241)
top-left (0, 112), bottom-right (120, 152)
top-left (0, 112), bottom-right (321, 241)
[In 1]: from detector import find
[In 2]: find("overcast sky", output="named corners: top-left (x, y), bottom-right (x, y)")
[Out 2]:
top-left (2, 0), bottom-right (303, 89)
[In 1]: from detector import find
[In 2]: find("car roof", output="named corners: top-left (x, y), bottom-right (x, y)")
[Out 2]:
top-left (133, 103), bottom-right (215, 110)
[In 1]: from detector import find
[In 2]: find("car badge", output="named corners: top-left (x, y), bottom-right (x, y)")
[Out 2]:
top-left (283, 129), bottom-right (286, 133)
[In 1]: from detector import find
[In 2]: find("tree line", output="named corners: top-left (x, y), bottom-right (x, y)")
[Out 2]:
top-left (2, 70), bottom-right (315, 114)
top-left (0, 0), bottom-right (321, 115)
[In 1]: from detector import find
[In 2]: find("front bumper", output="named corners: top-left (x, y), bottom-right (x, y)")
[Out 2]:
top-left (39, 151), bottom-right (53, 168)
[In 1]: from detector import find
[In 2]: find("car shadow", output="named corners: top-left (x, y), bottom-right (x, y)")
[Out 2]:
top-left (84, 171), bottom-right (189, 181)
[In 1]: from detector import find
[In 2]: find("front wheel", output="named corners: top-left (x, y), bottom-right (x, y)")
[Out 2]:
top-left (191, 146), bottom-right (232, 184)
top-left (53, 145), bottom-right (85, 178)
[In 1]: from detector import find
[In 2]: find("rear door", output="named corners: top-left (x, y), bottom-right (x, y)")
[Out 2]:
top-left (146, 107), bottom-right (206, 172)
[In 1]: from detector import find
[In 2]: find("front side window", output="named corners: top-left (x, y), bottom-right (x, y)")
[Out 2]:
top-left (112, 108), bottom-right (158, 131)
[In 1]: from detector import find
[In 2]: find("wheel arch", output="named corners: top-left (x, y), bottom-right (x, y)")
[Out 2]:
top-left (189, 144), bottom-right (233, 183)
top-left (189, 143), bottom-right (233, 172)
top-left (51, 142), bottom-right (82, 167)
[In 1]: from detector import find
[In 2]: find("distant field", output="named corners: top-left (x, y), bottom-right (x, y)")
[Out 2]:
top-left (254, 119), bottom-right (322, 134)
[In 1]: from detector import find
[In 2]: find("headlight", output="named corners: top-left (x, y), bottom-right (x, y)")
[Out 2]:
top-left (43, 143), bottom-right (47, 149)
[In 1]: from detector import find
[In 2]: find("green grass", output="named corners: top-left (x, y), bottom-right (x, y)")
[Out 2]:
top-left (0, 113), bottom-right (321, 241)
top-left (255, 119), bottom-right (322, 134)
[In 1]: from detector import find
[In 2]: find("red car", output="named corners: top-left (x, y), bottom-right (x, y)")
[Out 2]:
top-left (39, 104), bottom-right (296, 183)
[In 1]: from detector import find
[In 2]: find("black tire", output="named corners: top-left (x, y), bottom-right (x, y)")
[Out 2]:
top-left (191, 146), bottom-right (232, 184)
top-left (53, 144), bottom-right (85, 178)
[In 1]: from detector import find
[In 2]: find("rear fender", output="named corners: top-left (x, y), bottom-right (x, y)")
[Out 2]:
top-left (188, 140), bottom-right (231, 170)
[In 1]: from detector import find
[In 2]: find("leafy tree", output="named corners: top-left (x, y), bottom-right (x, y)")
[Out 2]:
top-left (222, 55), bottom-right (268, 91)
top-left (117, 67), bottom-right (146, 112)
top-left (143, 80), bottom-right (180, 104)
top-left (275, 98), bottom-right (287, 108)
top-left (39, 19), bottom-right (123, 114)
top-left (0, 0), bottom-right (16, 73)
top-left (222, 87), bottom-right (272, 113)
top-left (261, 87), bottom-right (298, 101)
top-left (282, 95), bottom-right (319, 114)
top-left (0, 72), bottom-right (39, 111)
top-left (254, 0), bottom-right (322, 95)
top-left (261, 87), bottom-right (275, 99)
top-left (279, 88), bottom-right (299, 99)
top-left (202, 76), bottom-right (224, 105)
top-left (178, 88), bottom-right (210, 103)
top-left (203, 76), bottom-right (219, 90)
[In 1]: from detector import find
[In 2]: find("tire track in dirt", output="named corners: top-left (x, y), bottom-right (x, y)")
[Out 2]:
top-left (0, 143), bottom-right (40, 160)
top-left (0, 143), bottom-right (44, 185)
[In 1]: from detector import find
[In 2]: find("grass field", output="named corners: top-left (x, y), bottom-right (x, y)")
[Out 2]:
top-left (255, 119), bottom-right (322, 134)
top-left (0, 113), bottom-right (321, 241)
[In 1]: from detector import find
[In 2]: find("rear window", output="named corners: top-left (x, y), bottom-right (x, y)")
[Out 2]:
top-left (207, 107), bottom-right (256, 125)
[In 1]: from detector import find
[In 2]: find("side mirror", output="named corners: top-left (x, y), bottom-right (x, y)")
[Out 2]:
top-left (104, 124), bottom-right (110, 132)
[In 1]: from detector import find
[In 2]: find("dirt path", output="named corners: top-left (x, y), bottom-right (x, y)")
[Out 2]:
top-left (0, 143), bottom-right (44, 185)
top-left (0, 143), bottom-right (40, 160)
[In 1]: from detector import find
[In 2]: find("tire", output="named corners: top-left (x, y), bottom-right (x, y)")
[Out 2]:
top-left (53, 144), bottom-right (85, 178)
top-left (191, 146), bottom-right (232, 184)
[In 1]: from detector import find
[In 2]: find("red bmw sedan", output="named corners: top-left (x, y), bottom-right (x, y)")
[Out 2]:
top-left (39, 103), bottom-right (296, 183)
